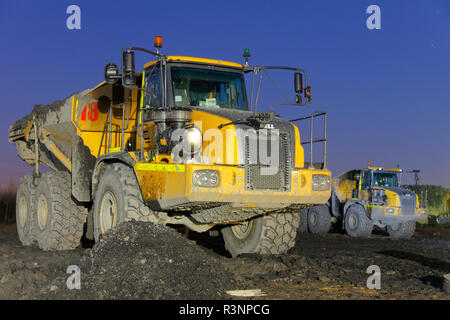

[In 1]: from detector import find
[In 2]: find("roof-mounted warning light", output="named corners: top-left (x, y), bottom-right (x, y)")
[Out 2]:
top-left (154, 36), bottom-right (162, 54)
top-left (243, 48), bottom-right (251, 66)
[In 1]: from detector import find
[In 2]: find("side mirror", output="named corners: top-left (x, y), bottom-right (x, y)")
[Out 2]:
top-left (104, 63), bottom-right (120, 84)
top-left (294, 72), bottom-right (303, 93)
top-left (305, 85), bottom-right (312, 103)
top-left (122, 50), bottom-right (136, 88)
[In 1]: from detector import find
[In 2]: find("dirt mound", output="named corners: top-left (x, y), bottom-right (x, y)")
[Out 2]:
top-left (0, 222), bottom-right (448, 300)
top-left (49, 221), bottom-right (242, 299)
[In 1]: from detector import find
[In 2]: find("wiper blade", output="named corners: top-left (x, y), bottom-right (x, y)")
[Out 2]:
top-left (217, 112), bottom-right (274, 130)
top-left (217, 118), bottom-right (251, 130)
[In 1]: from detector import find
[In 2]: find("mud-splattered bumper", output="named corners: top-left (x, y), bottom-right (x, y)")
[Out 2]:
top-left (134, 163), bottom-right (331, 210)
top-left (369, 205), bottom-right (428, 224)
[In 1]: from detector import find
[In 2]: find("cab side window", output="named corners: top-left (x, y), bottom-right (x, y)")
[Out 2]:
top-left (144, 64), bottom-right (162, 109)
top-left (361, 171), bottom-right (372, 189)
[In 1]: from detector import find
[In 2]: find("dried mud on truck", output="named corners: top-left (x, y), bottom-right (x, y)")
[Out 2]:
top-left (9, 38), bottom-right (331, 257)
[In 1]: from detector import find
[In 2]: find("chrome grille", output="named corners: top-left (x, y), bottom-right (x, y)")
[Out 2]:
top-left (245, 131), bottom-right (291, 191)
top-left (400, 195), bottom-right (416, 215)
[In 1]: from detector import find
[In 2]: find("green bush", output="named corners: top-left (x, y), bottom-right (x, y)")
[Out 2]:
top-left (406, 185), bottom-right (449, 217)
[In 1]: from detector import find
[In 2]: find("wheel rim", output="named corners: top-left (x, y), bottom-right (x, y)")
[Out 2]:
top-left (347, 213), bottom-right (358, 230)
top-left (17, 196), bottom-right (28, 228)
top-left (37, 194), bottom-right (49, 230)
top-left (99, 191), bottom-right (118, 234)
top-left (309, 212), bottom-right (318, 226)
top-left (231, 220), bottom-right (254, 240)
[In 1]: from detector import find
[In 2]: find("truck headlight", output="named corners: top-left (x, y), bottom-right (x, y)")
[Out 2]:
top-left (193, 170), bottom-right (219, 187)
top-left (419, 210), bottom-right (427, 214)
top-left (183, 126), bottom-right (202, 154)
top-left (386, 208), bottom-right (395, 214)
top-left (312, 174), bottom-right (330, 191)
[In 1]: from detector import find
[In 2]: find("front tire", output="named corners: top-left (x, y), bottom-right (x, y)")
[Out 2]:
top-left (387, 221), bottom-right (416, 239)
top-left (34, 171), bottom-right (85, 251)
top-left (93, 163), bottom-right (151, 242)
top-left (307, 205), bottom-right (332, 235)
top-left (16, 175), bottom-right (36, 246)
top-left (297, 208), bottom-right (309, 233)
top-left (221, 212), bottom-right (300, 257)
top-left (344, 204), bottom-right (373, 238)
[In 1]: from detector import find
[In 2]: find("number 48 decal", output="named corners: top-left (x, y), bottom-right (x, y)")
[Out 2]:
top-left (80, 102), bottom-right (99, 121)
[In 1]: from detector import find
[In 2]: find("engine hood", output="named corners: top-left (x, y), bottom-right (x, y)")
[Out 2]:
top-left (189, 107), bottom-right (297, 167)
top-left (380, 187), bottom-right (416, 197)
top-left (191, 107), bottom-right (294, 132)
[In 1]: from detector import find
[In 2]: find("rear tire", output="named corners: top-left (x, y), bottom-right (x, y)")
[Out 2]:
top-left (16, 175), bottom-right (36, 246)
top-left (93, 163), bottom-right (151, 242)
top-left (387, 221), bottom-right (416, 239)
top-left (344, 204), bottom-right (373, 238)
top-left (307, 205), bottom-right (331, 235)
top-left (297, 208), bottom-right (309, 233)
top-left (34, 171), bottom-right (85, 251)
top-left (221, 212), bottom-right (300, 257)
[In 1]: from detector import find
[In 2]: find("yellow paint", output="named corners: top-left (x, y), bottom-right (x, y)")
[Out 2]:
top-left (143, 56), bottom-right (243, 70)
top-left (191, 109), bottom-right (240, 165)
top-left (109, 147), bottom-right (121, 153)
top-left (135, 163), bottom-right (185, 172)
top-left (291, 123), bottom-right (304, 168)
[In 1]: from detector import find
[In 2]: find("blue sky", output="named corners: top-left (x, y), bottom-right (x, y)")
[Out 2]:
top-left (0, 0), bottom-right (449, 188)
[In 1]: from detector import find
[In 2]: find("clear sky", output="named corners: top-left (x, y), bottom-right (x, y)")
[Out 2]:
top-left (0, 0), bottom-right (449, 188)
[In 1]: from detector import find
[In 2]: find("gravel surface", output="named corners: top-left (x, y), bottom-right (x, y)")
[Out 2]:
top-left (0, 221), bottom-right (448, 300)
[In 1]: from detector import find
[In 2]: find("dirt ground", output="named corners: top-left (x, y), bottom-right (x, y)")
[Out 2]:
top-left (0, 221), bottom-right (448, 300)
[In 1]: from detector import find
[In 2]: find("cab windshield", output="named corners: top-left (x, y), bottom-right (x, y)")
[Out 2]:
top-left (373, 172), bottom-right (399, 188)
top-left (171, 67), bottom-right (248, 110)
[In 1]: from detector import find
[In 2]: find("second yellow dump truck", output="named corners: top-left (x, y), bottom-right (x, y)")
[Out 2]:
top-left (9, 37), bottom-right (331, 256)
top-left (298, 164), bottom-right (428, 239)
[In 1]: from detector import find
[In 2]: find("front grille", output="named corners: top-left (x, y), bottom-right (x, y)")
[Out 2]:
top-left (400, 195), bottom-right (416, 215)
top-left (245, 131), bottom-right (291, 191)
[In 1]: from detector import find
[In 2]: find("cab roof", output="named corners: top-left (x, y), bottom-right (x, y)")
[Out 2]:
top-left (365, 167), bottom-right (403, 172)
top-left (143, 56), bottom-right (244, 69)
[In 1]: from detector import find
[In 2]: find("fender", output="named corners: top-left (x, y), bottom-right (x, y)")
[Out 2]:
top-left (91, 152), bottom-right (136, 199)
top-left (343, 200), bottom-right (366, 217)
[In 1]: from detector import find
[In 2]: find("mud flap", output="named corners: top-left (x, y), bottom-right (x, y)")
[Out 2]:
top-left (71, 136), bottom-right (96, 202)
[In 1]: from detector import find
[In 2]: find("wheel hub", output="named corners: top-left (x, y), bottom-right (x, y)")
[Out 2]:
top-left (100, 191), bottom-right (118, 234)
top-left (37, 194), bottom-right (49, 230)
top-left (231, 220), bottom-right (254, 240)
top-left (17, 196), bottom-right (28, 228)
top-left (309, 212), bottom-right (318, 226)
top-left (348, 214), bottom-right (358, 230)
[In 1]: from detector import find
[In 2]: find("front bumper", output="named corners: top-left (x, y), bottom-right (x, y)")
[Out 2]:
top-left (369, 205), bottom-right (428, 225)
top-left (134, 162), bottom-right (331, 210)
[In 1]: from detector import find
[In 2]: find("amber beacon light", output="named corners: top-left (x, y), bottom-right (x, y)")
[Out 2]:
top-left (154, 36), bottom-right (163, 52)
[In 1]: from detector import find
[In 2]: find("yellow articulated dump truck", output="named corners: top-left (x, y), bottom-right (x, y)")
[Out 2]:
top-left (298, 164), bottom-right (428, 239)
top-left (9, 37), bottom-right (331, 256)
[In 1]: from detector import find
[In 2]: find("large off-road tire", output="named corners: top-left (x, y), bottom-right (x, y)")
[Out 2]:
top-left (387, 221), bottom-right (416, 239)
top-left (297, 208), bottom-right (309, 233)
top-left (344, 204), bottom-right (373, 238)
top-left (34, 171), bottom-right (85, 251)
top-left (221, 212), bottom-right (300, 257)
top-left (307, 205), bottom-right (332, 235)
top-left (16, 175), bottom-right (36, 246)
top-left (93, 163), bottom-right (151, 242)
